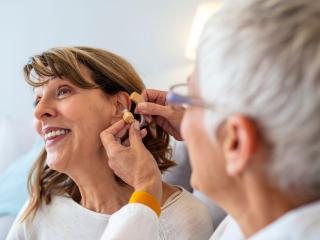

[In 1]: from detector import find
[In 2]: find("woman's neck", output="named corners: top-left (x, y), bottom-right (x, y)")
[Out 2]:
top-left (66, 152), bottom-right (133, 214)
top-left (79, 181), bottom-right (133, 214)
top-left (65, 151), bottom-right (179, 214)
top-left (217, 175), bottom-right (306, 238)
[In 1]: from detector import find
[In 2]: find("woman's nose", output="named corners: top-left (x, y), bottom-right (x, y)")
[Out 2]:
top-left (34, 99), bottom-right (57, 120)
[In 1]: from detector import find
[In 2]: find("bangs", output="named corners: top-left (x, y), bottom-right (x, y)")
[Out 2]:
top-left (24, 51), bottom-right (97, 89)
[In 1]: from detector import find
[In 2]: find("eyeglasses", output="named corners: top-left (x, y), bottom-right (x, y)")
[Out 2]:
top-left (166, 83), bottom-right (214, 109)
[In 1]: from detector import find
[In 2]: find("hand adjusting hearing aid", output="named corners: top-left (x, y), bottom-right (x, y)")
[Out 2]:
top-left (122, 92), bottom-right (145, 125)
top-left (121, 92), bottom-right (157, 138)
top-left (128, 92), bottom-right (146, 128)
top-left (129, 91), bottom-right (157, 138)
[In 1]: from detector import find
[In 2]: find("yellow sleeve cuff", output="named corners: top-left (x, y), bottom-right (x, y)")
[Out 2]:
top-left (129, 191), bottom-right (161, 217)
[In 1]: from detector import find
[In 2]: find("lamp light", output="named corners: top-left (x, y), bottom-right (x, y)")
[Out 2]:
top-left (185, 1), bottom-right (221, 60)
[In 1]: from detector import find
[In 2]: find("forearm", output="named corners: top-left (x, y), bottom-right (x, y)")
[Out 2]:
top-left (101, 203), bottom-right (159, 240)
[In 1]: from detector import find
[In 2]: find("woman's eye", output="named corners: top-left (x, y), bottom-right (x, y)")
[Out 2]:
top-left (56, 87), bottom-right (71, 98)
top-left (33, 98), bottom-right (40, 107)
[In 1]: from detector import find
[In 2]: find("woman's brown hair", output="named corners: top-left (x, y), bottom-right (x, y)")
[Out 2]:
top-left (21, 46), bottom-right (175, 221)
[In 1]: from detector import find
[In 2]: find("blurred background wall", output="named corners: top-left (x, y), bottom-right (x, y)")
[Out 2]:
top-left (0, 0), bottom-right (212, 121)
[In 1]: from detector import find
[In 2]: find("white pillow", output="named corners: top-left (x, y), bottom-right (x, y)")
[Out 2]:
top-left (0, 116), bottom-right (36, 175)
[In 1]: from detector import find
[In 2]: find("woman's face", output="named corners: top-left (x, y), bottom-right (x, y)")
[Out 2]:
top-left (181, 69), bottom-right (229, 198)
top-left (33, 68), bottom-right (117, 172)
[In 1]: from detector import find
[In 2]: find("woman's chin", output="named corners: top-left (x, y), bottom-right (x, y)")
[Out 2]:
top-left (46, 156), bottom-right (67, 172)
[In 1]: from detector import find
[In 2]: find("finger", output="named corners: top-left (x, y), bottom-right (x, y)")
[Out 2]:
top-left (129, 120), bottom-right (144, 148)
top-left (141, 128), bottom-right (147, 139)
top-left (122, 127), bottom-right (147, 145)
top-left (100, 130), bottom-right (126, 156)
top-left (105, 119), bottom-right (127, 136)
top-left (141, 89), bottom-right (167, 104)
top-left (133, 110), bottom-right (152, 123)
top-left (135, 102), bottom-right (172, 119)
top-left (155, 117), bottom-right (183, 141)
top-left (115, 124), bottom-right (130, 139)
top-left (144, 115), bottom-right (153, 123)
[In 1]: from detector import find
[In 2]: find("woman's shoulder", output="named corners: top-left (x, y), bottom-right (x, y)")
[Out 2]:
top-left (7, 195), bottom-right (110, 240)
top-left (162, 188), bottom-right (211, 215)
top-left (37, 194), bottom-right (110, 221)
top-left (6, 195), bottom-right (87, 238)
top-left (160, 188), bottom-right (214, 239)
top-left (5, 200), bottom-right (32, 239)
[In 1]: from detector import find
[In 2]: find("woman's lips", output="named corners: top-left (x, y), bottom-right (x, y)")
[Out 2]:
top-left (45, 129), bottom-right (71, 147)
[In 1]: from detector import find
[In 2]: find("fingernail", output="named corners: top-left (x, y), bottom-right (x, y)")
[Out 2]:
top-left (134, 105), bottom-right (140, 114)
top-left (145, 115), bottom-right (152, 123)
top-left (133, 121), bottom-right (140, 130)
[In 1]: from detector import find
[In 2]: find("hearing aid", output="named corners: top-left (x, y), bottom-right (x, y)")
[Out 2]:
top-left (129, 92), bottom-right (146, 127)
top-left (122, 109), bottom-right (135, 124)
top-left (129, 92), bottom-right (157, 138)
top-left (129, 92), bottom-right (146, 128)
top-left (129, 92), bottom-right (145, 105)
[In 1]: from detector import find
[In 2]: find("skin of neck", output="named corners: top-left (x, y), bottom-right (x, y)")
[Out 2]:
top-left (214, 169), bottom-right (309, 238)
top-left (62, 146), bottom-right (178, 214)
top-left (65, 147), bottom-right (133, 214)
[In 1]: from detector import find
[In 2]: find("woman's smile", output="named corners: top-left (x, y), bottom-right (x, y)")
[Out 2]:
top-left (43, 126), bottom-right (71, 148)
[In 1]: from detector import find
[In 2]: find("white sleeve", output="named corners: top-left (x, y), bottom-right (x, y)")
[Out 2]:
top-left (101, 203), bottom-right (160, 240)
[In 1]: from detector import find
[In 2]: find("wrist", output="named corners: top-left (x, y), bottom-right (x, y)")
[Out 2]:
top-left (129, 191), bottom-right (161, 217)
top-left (134, 175), bottom-right (162, 203)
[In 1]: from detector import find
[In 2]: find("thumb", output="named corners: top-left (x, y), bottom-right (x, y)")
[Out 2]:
top-left (129, 120), bottom-right (144, 148)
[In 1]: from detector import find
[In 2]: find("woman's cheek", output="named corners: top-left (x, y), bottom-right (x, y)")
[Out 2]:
top-left (33, 118), bottom-right (42, 136)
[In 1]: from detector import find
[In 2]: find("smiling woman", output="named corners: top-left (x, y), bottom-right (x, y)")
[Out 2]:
top-left (23, 46), bottom-right (175, 216)
top-left (6, 47), bottom-right (213, 240)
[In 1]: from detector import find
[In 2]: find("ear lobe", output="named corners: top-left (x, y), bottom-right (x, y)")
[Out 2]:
top-left (223, 114), bottom-right (258, 177)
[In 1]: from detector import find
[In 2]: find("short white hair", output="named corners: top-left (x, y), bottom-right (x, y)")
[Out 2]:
top-left (198, 0), bottom-right (320, 198)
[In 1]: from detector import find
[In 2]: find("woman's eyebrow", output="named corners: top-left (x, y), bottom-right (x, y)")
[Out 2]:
top-left (35, 78), bottom-right (69, 91)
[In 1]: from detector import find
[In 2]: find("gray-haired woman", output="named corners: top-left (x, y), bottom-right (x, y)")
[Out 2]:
top-left (100, 0), bottom-right (320, 239)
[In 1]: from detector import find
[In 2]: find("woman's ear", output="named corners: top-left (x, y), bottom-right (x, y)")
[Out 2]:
top-left (222, 114), bottom-right (258, 177)
top-left (111, 91), bottom-right (132, 121)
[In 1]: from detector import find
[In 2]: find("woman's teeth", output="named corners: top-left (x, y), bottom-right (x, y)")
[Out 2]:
top-left (45, 129), bottom-right (70, 141)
